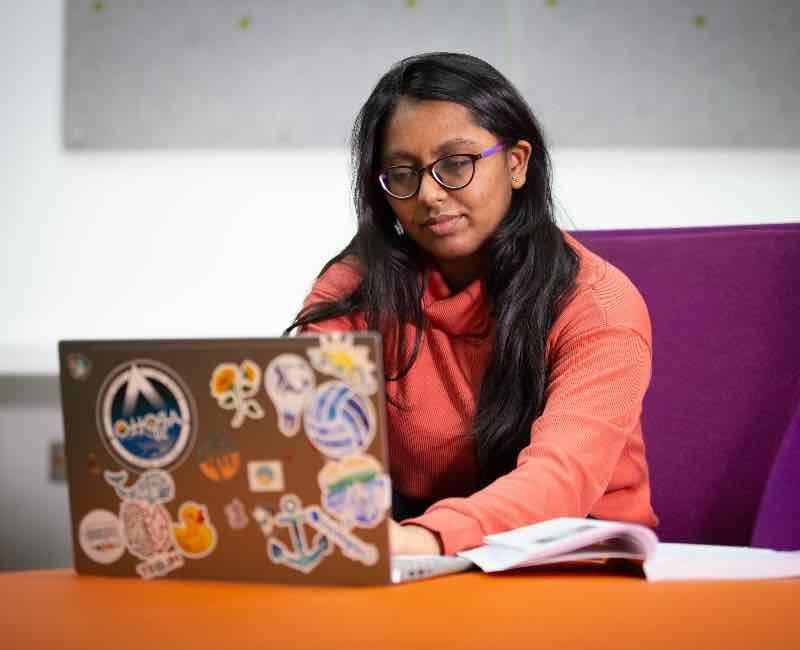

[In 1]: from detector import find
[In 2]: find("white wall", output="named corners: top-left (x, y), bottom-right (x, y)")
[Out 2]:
top-left (2, 2), bottom-right (799, 375)
top-left (0, 1), bottom-right (798, 569)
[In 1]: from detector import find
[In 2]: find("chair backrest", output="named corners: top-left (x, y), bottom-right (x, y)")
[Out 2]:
top-left (751, 394), bottom-right (800, 550)
top-left (571, 224), bottom-right (800, 545)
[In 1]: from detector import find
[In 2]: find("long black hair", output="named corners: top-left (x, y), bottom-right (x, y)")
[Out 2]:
top-left (288, 52), bottom-right (579, 487)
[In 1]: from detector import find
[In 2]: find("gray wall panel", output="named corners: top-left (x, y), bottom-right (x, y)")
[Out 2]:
top-left (64, 1), bottom-right (800, 149)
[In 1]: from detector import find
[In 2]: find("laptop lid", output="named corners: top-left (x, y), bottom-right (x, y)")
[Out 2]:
top-left (59, 335), bottom-right (393, 585)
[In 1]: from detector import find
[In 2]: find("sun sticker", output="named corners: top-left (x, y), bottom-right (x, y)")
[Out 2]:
top-left (210, 360), bottom-right (265, 428)
top-left (307, 333), bottom-right (378, 395)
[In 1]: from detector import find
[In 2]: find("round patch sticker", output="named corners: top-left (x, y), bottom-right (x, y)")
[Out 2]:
top-left (96, 360), bottom-right (197, 472)
top-left (304, 381), bottom-right (376, 459)
top-left (79, 509), bottom-right (126, 564)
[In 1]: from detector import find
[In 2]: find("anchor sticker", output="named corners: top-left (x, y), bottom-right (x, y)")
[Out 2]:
top-left (262, 494), bottom-right (332, 574)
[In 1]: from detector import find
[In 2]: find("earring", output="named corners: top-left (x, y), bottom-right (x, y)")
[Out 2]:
top-left (394, 220), bottom-right (405, 236)
top-left (512, 176), bottom-right (519, 183)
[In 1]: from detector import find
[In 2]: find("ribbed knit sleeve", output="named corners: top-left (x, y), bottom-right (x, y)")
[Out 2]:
top-left (403, 322), bottom-right (655, 554)
top-left (298, 260), bottom-right (365, 333)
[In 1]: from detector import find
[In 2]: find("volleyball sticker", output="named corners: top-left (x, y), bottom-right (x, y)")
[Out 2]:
top-left (304, 381), bottom-right (376, 459)
top-left (96, 360), bottom-right (196, 472)
top-left (264, 354), bottom-right (315, 437)
top-left (79, 509), bottom-right (126, 564)
top-left (210, 360), bottom-right (265, 429)
top-left (318, 455), bottom-right (391, 529)
top-left (307, 332), bottom-right (378, 395)
top-left (172, 501), bottom-right (218, 559)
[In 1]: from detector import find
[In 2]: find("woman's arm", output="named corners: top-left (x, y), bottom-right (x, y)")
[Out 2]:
top-left (403, 323), bottom-right (656, 555)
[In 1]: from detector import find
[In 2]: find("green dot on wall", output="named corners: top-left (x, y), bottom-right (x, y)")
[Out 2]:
top-left (693, 15), bottom-right (708, 29)
top-left (547, 0), bottom-right (558, 8)
top-left (92, 1), bottom-right (105, 13)
top-left (406, 0), bottom-right (418, 8)
top-left (239, 16), bottom-right (252, 31)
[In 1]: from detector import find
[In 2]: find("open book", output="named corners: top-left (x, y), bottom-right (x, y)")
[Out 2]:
top-left (456, 518), bottom-right (800, 582)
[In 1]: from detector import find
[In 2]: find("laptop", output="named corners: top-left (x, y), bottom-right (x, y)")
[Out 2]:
top-left (58, 335), bottom-right (472, 585)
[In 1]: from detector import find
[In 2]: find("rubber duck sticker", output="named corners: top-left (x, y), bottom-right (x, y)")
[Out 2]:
top-left (303, 381), bottom-right (376, 459)
top-left (210, 360), bottom-right (265, 428)
top-left (264, 354), bottom-right (315, 437)
top-left (196, 431), bottom-right (241, 482)
top-left (172, 502), bottom-right (218, 559)
top-left (96, 360), bottom-right (195, 472)
top-left (317, 455), bottom-right (391, 529)
top-left (307, 332), bottom-right (378, 395)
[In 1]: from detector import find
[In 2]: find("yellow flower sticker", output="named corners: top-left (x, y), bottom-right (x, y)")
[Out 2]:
top-left (209, 360), bottom-right (265, 428)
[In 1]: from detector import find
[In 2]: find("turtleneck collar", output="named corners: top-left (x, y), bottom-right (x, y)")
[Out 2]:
top-left (421, 267), bottom-right (491, 337)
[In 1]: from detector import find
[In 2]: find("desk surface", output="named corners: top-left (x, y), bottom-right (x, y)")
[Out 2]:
top-left (3, 568), bottom-right (799, 650)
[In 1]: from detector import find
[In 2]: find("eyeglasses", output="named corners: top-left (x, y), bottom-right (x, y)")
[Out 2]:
top-left (378, 143), bottom-right (505, 200)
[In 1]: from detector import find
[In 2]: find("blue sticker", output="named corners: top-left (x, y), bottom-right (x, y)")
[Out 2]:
top-left (96, 360), bottom-right (196, 471)
top-left (318, 455), bottom-right (391, 529)
top-left (303, 381), bottom-right (376, 459)
top-left (259, 494), bottom-right (332, 574)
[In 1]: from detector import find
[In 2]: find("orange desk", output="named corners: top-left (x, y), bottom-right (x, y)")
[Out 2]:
top-left (2, 568), bottom-right (798, 650)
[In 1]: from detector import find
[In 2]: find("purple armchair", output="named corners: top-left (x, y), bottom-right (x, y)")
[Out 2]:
top-left (572, 224), bottom-right (800, 547)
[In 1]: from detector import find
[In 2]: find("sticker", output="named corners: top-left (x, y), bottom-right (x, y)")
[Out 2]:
top-left (225, 498), bottom-right (250, 530)
top-left (252, 505), bottom-right (273, 536)
top-left (307, 333), bottom-right (378, 395)
top-left (196, 431), bottom-right (241, 482)
top-left (78, 509), bottom-right (126, 564)
top-left (304, 381), bottom-right (376, 459)
top-left (210, 360), bottom-right (265, 428)
top-left (67, 353), bottom-right (91, 381)
top-left (247, 460), bottom-right (285, 492)
top-left (104, 469), bottom-right (175, 505)
top-left (264, 354), bottom-right (315, 437)
top-left (318, 455), bottom-right (391, 529)
top-left (172, 501), bottom-right (218, 559)
top-left (262, 494), bottom-right (332, 574)
top-left (305, 506), bottom-right (379, 566)
top-left (119, 499), bottom-right (174, 561)
top-left (136, 551), bottom-right (185, 580)
top-left (96, 360), bottom-right (196, 472)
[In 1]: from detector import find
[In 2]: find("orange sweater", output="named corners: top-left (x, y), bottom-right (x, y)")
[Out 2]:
top-left (301, 232), bottom-right (659, 554)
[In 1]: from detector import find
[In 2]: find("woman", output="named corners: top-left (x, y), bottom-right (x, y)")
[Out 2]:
top-left (288, 52), bottom-right (658, 556)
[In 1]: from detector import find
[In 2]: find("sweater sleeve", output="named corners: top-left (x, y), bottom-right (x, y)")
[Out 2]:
top-left (403, 323), bottom-right (653, 555)
top-left (297, 260), bottom-right (365, 333)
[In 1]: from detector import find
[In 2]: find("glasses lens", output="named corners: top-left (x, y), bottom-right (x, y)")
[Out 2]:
top-left (433, 155), bottom-right (474, 189)
top-left (382, 167), bottom-right (419, 198)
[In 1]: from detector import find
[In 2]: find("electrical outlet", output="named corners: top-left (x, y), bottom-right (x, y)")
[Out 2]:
top-left (50, 440), bottom-right (66, 482)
